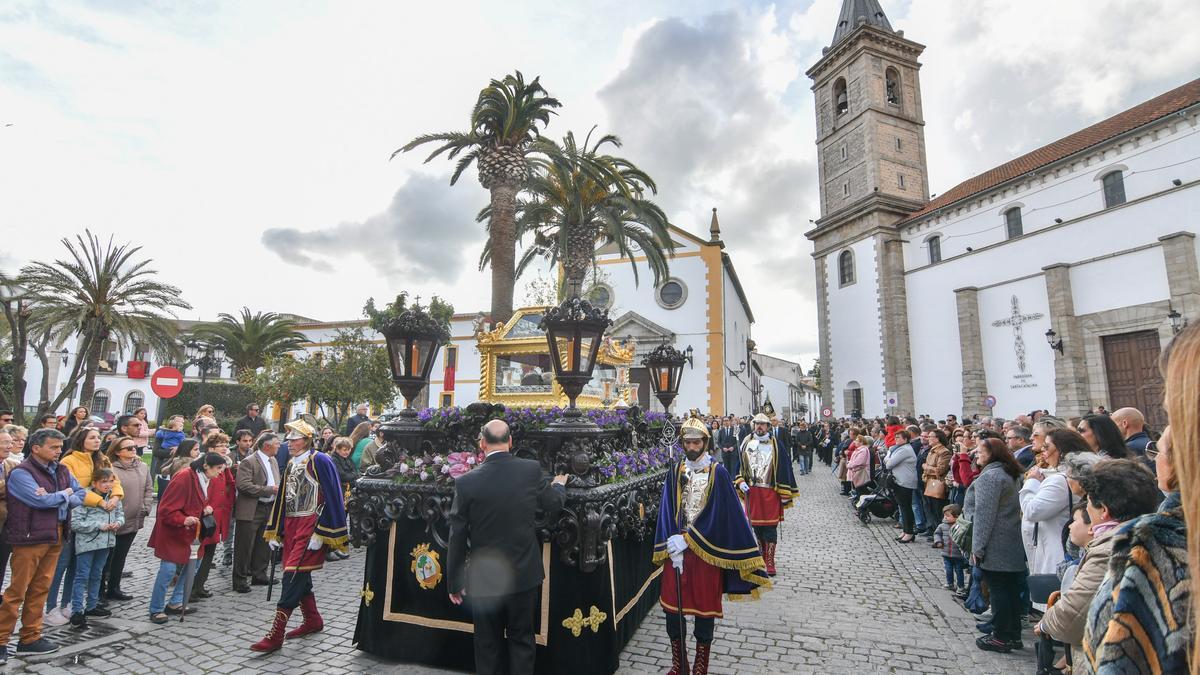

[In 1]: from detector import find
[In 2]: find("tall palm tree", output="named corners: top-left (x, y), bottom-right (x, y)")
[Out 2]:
top-left (483, 128), bottom-right (675, 299)
top-left (191, 307), bottom-right (307, 375)
top-left (21, 230), bottom-right (191, 407)
top-left (396, 70), bottom-right (560, 326)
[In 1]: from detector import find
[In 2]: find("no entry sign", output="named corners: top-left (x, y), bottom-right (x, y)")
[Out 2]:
top-left (151, 366), bottom-right (184, 399)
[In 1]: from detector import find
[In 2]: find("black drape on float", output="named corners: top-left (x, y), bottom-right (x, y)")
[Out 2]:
top-left (353, 518), bottom-right (660, 674)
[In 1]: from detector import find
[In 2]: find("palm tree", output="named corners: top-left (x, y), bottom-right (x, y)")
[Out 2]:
top-left (191, 307), bottom-right (307, 375)
top-left (395, 70), bottom-right (560, 326)
top-left (21, 230), bottom-right (191, 407)
top-left (483, 128), bottom-right (675, 299)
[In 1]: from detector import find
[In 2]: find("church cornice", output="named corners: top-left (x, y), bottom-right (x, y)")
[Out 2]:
top-left (806, 192), bottom-right (925, 240)
top-left (806, 26), bottom-right (925, 82)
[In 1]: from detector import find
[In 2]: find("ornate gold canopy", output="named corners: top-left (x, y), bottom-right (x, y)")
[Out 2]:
top-left (476, 306), bottom-right (635, 407)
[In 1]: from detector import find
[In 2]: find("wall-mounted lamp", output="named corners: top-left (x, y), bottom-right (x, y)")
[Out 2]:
top-left (1173, 178), bottom-right (1183, 187)
top-left (1054, 218), bottom-right (1063, 224)
top-left (1168, 303), bottom-right (1188, 335)
top-left (683, 344), bottom-right (694, 369)
top-left (1045, 328), bottom-right (1064, 355)
top-left (729, 360), bottom-right (747, 376)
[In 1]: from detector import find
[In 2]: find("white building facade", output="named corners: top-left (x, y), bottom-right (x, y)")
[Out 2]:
top-left (806, 0), bottom-right (1199, 429)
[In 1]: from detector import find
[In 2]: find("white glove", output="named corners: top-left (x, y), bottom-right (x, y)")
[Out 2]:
top-left (739, 482), bottom-right (750, 494)
top-left (666, 534), bottom-right (687, 556)
top-left (670, 551), bottom-right (684, 572)
top-left (307, 535), bottom-right (323, 551)
top-left (268, 539), bottom-right (282, 552)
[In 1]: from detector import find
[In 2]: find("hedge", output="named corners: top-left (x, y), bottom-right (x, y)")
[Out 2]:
top-left (161, 381), bottom-right (257, 434)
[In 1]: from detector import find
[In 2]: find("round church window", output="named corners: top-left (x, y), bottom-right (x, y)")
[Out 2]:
top-left (656, 279), bottom-right (686, 309)
top-left (587, 283), bottom-right (613, 309)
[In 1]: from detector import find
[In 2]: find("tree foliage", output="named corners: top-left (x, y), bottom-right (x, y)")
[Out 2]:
top-left (246, 329), bottom-right (395, 430)
top-left (191, 307), bottom-right (307, 373)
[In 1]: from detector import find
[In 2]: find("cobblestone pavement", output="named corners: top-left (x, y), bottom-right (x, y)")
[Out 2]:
top-left (4, 467), bottom-right (1034, 674)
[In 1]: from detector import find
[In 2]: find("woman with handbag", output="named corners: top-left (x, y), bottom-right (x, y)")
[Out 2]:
top-left (147, 452), bottom-right (224, 623)
top-left (885, 429), bottom-right (919, 543)
top-left (966, 438), bottom-right (1027, 653)
top-left (191, 433), bottom-right (236, 601)
top-left (1019, 430), bottom-right (1090, 587)
top-left (920, 429), bottom-right (952, 540)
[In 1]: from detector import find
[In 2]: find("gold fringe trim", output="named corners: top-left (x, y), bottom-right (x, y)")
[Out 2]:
top-left (263, 530), bottom-right (280, 543)
top-left (683, 532), bottom-right (766, 575)
top-left (315, 532), bottom-right (350, 552)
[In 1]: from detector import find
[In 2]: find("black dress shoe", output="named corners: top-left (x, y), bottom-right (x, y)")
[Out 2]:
top-left (251, 578), bottom-right (271, 586)
top-left (191, 588), bottom-right (213, 599)
top-left (164, 605), bottom-right (197, 616)
top-left (233, 585), bottom-right (251, 594)
top-left (106, 590), bottom-right (133, 601)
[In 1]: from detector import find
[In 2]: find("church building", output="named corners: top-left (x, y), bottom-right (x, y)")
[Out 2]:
top-left (806, 0), bottom-right (1200, 427)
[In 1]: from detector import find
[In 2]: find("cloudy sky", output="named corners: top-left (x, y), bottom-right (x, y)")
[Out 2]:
top-left (2, 0), bottom-right (1197, 369)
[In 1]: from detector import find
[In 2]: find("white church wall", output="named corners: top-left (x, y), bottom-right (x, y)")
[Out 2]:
top-left (902, 117), bottom-right (1200, 269)
top-left (977, 277), bottom-right (1055, 418)
top-left (1069, 248), bottom-right (1171, 316)
top-left (826, 236), bottom-right (885, 417)
top-left (722, 268), bottom-right (753, 416)
top-left (907, 181), bottom-right (1198, 417)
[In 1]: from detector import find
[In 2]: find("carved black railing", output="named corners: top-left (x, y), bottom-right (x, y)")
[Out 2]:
top-left (349, 403), bottom-right (675, 572)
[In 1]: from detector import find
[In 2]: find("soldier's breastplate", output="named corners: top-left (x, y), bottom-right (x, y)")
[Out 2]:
top-left (749, 448), bottom-right (773, 485)
top-left (284, 463), bottom-right (320, 517)
top-left (682, 468), bottom-right (711, 528)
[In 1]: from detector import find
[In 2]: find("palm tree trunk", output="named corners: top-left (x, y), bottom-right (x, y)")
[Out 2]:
top-left (488, 182), bottom-right (519, 326)
top-left (78, 328), bottom-right (104, 408)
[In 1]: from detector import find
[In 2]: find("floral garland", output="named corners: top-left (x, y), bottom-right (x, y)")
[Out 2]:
top-left (389, 406), bottom-right (677, 486)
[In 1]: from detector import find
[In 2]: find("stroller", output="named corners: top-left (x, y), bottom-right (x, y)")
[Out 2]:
top-left (854, 467), bottom-right (898, 524)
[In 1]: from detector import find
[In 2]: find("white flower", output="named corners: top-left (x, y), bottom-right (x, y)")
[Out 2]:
top-left (414, 458), bottom-right (424, 467)
top-left (466, 456), bottom-right (476, 465)
top-left (441, 464), bottom-right (451, 474)
top-left (399, 462), bottom-right (410, 474)
top-left (419, 471), bottom-right (429, 481)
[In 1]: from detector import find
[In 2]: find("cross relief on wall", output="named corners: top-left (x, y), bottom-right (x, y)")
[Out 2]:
top-left (991, 295), bottom-right (1044, 374)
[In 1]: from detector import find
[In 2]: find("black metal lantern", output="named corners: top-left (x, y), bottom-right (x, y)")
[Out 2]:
top-left (539, 296), bottom-right (611, 421)
top-left (383, 330), bottom-right (442, 409)
top-left (642, 342), bottom-right (689, 414)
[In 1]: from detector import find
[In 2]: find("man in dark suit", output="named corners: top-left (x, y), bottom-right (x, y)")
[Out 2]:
top-left (344, 404), bottom-right (371, 436)
top-left (448, 420), bottom-right (567, 675)
top-left (772, 418), bottom-right (792, 463)
top-left (233, 432), bottom-right (281, 592)
top-left (1007, 425), bottom-right (1035, 470)
top-left (716, 416), bottom-right (739, 477)
top-left (235, 403), bottom-right (269, 438)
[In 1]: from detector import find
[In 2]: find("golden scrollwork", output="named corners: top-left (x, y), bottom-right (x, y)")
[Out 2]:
top-left (561, 605), bottom-right (608, 637)
top-left (361, 583), bottom-right (375, 606)
top-left (410, 544), bottom-right (443, 590)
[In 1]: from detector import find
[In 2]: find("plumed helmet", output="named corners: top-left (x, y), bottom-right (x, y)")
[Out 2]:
top-left (284, 419), bottom-right (316, 441)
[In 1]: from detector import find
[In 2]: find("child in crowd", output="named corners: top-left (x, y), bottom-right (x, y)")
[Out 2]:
top-left (328, 437), bottom-right (359, 561)
top-left (155, 416), bottom-right (186, 452)
top-left (70, 468), bottom-right (125, 628)
top-left (932, 503), bottom-right (967, 593)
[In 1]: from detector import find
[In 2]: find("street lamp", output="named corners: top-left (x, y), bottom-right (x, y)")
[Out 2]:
top-left (183, 338), bottom-right (226, 384)
top-left (1045, 328), bottom-right (1064, 355)
top-left (382, 329), bottom-right (441, 411)
top-left (1168, 304), bottom-right (1188, 335)
top-left (539, 296), bottom-right (611, 426)
top-left (641, 342), bottom-right (689, 415)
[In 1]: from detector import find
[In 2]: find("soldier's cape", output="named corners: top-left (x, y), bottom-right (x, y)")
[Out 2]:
top-left (264, 450), bottom-right (350, 551)
top-left (652, 459), bottom-right (770, 599)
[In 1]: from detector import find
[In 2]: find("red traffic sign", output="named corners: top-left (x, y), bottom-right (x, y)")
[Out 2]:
top-left (984, 394), bottom-right (998, 409)
top-left (821, 407), bottom-right (833, 418)
top-left (151, 366), bottom-right (184, 399)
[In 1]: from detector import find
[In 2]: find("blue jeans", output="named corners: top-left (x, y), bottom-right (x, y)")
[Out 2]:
top-left (149, 560), bottom-right (190, 615)
top-left (72, 548), bottom-right (110, 613)
top-left (912, 491), bottom-right (928, 531)
top-left (943, 557), bottom-right (966, 587)
top-left (46, 535), bottom-right (75, 611)
top-left (796, 452), bottom-right (811, 475)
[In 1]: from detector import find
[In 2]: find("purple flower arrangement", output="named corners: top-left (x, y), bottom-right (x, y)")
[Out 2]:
top-left (391, 406), bottom-right (676, 487)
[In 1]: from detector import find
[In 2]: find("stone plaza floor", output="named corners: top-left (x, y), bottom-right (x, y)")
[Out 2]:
top-left (4, 466), bottom-right (1031, 674)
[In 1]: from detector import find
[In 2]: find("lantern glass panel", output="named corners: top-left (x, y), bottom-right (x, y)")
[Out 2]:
top-left (584, 363), bottom-right (617, 396)
top-left (414, 337), bottom-right (438, 378)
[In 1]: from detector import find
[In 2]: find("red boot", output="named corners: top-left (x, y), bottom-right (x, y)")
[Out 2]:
top-left (764, 543), bottom-right (777, 577)
top-left (286, 593), bottom-right (324, 639)
top-left (249, 608), bottom-right (292, 652)
top-left (666, 638), bottom-right (690, 675)
top-left (692, 641), bottom-right (711, 675)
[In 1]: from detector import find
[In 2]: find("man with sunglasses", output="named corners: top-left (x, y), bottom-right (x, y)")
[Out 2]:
top-left (235, 403), bottom-right (268, 438)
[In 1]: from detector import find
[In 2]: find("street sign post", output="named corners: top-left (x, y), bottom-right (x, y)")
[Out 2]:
top-left (821, 407), bottom-right (833, 419)
top-left (984, 394), bottom-right (997, 416)
top-left (151, 366), bottom-right (184, 399)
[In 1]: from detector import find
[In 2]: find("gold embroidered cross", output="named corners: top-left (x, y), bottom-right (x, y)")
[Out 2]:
top-left (562, 605), bottom-right (607, 637)
top-left (361, 584), bottom-right (375, 606)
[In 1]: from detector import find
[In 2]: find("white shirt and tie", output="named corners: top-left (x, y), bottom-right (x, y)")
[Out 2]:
top-left (256, 450), bottom-right (278, 503)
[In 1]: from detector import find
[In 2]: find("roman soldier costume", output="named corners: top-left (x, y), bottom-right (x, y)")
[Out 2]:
top-left (250, 419), bottom-right (349, 653)
top-left (653, 418), bottom-right (770, 675)
top-left (734, 413), bottom-right (798, 577)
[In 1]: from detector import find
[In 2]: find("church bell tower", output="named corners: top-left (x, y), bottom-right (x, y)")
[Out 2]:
top-left (805, 0), bottom-right (929, 416)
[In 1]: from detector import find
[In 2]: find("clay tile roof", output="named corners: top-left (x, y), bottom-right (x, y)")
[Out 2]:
top-left (902, 77), bottom-right (1200, 225)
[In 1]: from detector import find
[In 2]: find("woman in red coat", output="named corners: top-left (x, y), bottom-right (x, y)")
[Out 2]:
top-left (147, 453), bottom-right (224, 623)
top-left (191, 433), bottom-right (236, 601)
